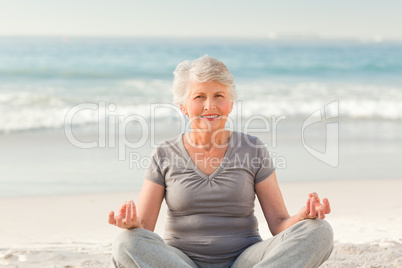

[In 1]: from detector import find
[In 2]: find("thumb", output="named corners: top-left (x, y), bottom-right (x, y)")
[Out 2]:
top-left (299, 197), bottom-right (311, 219)
top-left (108, 211), bottom-right (116, 225)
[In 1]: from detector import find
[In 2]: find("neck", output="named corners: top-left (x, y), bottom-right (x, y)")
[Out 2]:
top-left (186, 130), bottom-right (231, 150)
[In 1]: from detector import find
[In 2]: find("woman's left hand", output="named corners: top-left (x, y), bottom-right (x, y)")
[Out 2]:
top-left (299, 192), bottom-right (331, 220)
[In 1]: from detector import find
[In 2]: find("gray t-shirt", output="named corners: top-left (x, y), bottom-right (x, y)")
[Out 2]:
top-left (144, 131), bottom-right (275, 263)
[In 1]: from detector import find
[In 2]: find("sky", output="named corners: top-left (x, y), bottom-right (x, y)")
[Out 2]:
top-left (1, 0), bottom-right (402, 40)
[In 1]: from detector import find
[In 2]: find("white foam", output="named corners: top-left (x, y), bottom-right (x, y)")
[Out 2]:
top-left (1, 81), bottom-right (402, 132)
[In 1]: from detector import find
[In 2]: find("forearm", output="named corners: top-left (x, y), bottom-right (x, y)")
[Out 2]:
top-left (271, 214), bottom-right (303, 236)
top-left (137, 210), bottom-right (158, 231)
top-left (137, 218), bottom-right (151, 231)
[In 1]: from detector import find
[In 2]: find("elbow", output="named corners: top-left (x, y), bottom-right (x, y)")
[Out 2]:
top-left (269, 216), bottom-right (290, 236)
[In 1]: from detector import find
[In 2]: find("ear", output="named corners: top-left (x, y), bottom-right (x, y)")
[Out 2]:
top-left (180, 105), bottom-right (187, 115)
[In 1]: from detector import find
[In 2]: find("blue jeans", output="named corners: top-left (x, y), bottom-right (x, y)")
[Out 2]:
top-left (112, 219), bottom-right (333, 268)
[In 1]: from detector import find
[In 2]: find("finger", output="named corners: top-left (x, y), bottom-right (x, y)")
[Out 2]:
top-left (130, 200), bottom-right (136, 220)
top-left (116, 214), bottom-right (123, 226)
top-left (125, 202), bottom-right (132, 224)
top-left (318, 206), bottom-right (325, 219)
top-left (323, 198), bottom-right (331, 214)
top-left (311, 192), bottom-right (321, 203)
top-left (302, 197), bottom-right (310, 216)
top-left (310, 197), bottom-right (317, 217)
top-left (305, 196), bottom-right (311, 212)
top-left (119, 203), bottom-right (127, 214)
top-left (108, 211), bottom-right (116, 225)
top-left (299, 197), bottom-right (310, 220)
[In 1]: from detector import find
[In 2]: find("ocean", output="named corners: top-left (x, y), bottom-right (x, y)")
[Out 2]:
top-left (1, 37), bottom-right (402, 197)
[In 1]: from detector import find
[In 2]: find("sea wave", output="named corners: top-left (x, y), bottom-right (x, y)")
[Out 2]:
top-left (1, 62), bottom-right (401, 80)
top-left (1, 82), bottom-right (401, 133)
top-left (0, 68), bottom-right (172, 80)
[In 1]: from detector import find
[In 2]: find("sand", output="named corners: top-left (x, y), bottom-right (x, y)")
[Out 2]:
top-left (1, 179), bottom-right (401, 267)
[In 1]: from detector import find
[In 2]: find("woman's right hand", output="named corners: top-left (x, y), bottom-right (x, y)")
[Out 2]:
top-left (108, 200), bottom-right (143, 229)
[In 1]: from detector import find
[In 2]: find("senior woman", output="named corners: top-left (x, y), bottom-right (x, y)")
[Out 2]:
top-left (108, 56), bottom-right (333, 268)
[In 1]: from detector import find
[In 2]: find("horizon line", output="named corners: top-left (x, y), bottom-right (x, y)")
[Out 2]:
top-left (1, 34), bottom-right (401, 43)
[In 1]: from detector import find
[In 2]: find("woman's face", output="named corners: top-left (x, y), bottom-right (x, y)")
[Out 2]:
top-left (181, 81), bottom-right (233, 132)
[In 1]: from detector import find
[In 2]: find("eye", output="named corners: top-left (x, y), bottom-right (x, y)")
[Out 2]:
top-left (194, 95), bottom-right (203, 99)
top-left (216, 94), bottom-right (223, 97)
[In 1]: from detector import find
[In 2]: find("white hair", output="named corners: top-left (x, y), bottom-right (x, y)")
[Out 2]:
top-left (172, 55), bottom-right (237, 106)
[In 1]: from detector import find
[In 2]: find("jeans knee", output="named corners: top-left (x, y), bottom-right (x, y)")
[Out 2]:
top-left (113, 229), bottom-right (134, 258)
top-left (314, 219), bottom-right (333, 243)
top-left (112, 228), bottom-right (160, 261)
top-left (302, 219), bottom-right (334, 251)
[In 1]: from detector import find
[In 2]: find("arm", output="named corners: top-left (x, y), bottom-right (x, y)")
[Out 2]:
top-left (108, 179), bottom-right (165, 231)
top-left (136, 179), bottom-right (165, 231)
top-left (255, 172), bottom-right (331, 236)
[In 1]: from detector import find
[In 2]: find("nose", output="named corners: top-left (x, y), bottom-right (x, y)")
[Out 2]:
top-left (204, 97), bottom-right (216, 110)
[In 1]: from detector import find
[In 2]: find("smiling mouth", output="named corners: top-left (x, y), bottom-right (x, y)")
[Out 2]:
top-left (200, 115), bottom-right (220, 119)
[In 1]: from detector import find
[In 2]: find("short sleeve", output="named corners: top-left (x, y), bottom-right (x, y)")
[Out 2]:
top-left (254, 138), bottom-right (276, 184)
top-left (144, 148), bottom-right (166, 187)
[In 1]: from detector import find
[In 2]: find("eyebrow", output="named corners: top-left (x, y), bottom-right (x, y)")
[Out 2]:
top-left (192, 91), bottom-right (226, 95)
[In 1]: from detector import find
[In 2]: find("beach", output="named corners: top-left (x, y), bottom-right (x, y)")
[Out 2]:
top-left (1, 116), bottom-right (402, 268)
top-left (1, 179), bottom-right (401, 267)
top-left (1, 37), bottom-right (402, 267)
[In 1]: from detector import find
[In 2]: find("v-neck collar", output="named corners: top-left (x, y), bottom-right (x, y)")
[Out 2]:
top-left (179, 131), bottom-right (236, 180)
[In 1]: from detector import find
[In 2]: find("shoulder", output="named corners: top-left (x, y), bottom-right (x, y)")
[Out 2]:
top-left (157, 135), bottom-right (182, 148)
top-left (231, 132), bottom-right (270, 159)
top-left (151, 134), bottom-right (183, 158)
top-left (234, 131), bottom-right (265, 148)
